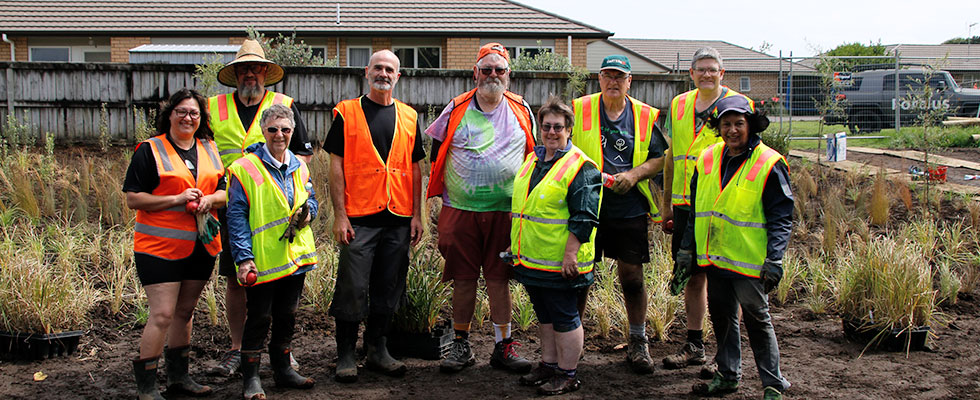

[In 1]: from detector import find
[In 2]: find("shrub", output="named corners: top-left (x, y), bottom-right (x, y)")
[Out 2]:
top-left (391, 246), bottom-right (451, 333)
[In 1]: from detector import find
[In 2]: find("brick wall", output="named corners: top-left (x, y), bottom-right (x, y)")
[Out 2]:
top-left (445, 37), bottom-right (479, 69)
top-left (110, 37), bottom-right (150, 62)
top-left (371, 37), bottom-right (391, 52)
top-left (338, 37), bottom-right (347, 66)
top-left (0, 37), bottom-right (29, 61)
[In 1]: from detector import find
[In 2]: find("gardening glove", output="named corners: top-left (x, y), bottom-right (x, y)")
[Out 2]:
top-left (669, 249), bottom-right (694, 296)
top-left (760, 258), bottom-right (783, 294)
top-left (280, 201), bottom-right (311, 243)
top-left (196, 213), bottom-right (221, 244)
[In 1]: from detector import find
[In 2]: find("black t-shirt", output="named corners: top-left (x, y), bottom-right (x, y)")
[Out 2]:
top-left (598, 97), bottom-right (667, 219)
top-left (123, 135), bottom-right (227, 194)
top-left (234, 91), bottom-right (314, 156)
top-left (324, 96), bottom-right (426, 226)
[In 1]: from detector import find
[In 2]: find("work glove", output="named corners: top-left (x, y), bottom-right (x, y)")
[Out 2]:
top-left (669, 249), bottom-right (695, 296)
top-left (196, 213), bottom-right (221, 244)
top-left (760, 258), bottom-right (783, 294)
top-left (280, 201), bottom-right (311, 243)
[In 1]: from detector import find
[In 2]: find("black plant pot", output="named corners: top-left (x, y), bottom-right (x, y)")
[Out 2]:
top-left (0, 330), bottom-right (84, 361)
top-left (841, 318), bottom-right (930, 352)
top-left (387, 323), bottom-right (453, 360)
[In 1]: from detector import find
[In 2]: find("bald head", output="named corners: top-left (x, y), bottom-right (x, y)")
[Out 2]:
top-left (365, 49), bottom-right (401, 93)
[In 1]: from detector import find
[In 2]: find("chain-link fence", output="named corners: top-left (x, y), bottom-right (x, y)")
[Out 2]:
top-left (672, 54), bottom-right (980, 136)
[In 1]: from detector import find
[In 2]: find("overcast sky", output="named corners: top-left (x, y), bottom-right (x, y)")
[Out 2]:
top-left (518, 0), bottom-right (980, 57)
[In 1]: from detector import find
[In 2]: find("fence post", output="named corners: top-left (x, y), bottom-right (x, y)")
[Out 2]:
top-left (778, 50), bottom-right (783, 133)
top-left (5, 64), bottom-right (13, 117)
top-left (894, 52), bottom-right (901, 133)
top-left (788, 51), bottom-right (793, 134)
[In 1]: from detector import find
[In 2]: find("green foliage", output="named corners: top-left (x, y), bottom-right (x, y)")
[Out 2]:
top-left (98, 103), bottom-right (110, 151)
top-left (246, 27), bottom-right (325, 67)
top-left (508, 44), bottom-right (588, 101)
top-left (511, 283), bottom-right (537, 332)
top-left (1, 112), bottom-right (33, 157)
top-left (392, 246), bottom-right (451, 333)
top-left (944, 36), bottom-right (980, 44)
top-left (823, 41), bottom-right (894, 70)
top-left (134, 107), bottom-right (157, 143)
top-left (193, 53), bottom-right (225, 97)
top-left (759, 124), bottom-right (791, 157)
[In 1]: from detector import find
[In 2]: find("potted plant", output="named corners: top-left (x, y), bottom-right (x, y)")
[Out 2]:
top-left (835, 236), bottom-right (938, 352)
top-left (388, 245), bottom-right (453, 360)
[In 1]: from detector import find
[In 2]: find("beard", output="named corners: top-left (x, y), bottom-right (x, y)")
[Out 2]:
top-left (478, 76), bottom-right (506, 96)
top-left (370, 78), bottom-right (392, 91)
top-left (239, 82), bottom-right (263, 101)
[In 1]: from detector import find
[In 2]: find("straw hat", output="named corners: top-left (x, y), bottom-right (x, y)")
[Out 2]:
top-left (217, 39), bottom-right (285, 87)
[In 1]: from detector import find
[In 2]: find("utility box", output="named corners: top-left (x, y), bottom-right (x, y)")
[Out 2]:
top-left (826, 132), bottom-right (847, 162)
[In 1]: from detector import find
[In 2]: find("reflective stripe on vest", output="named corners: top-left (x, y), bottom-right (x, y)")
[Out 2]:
top-left (335, 96), bottom-right (417, 217)
top-left (226, 153), bottom-right (317, 285)
top-left (571, 93), bottom-right (662, 222)
top-left (693, 143), bottom-right (784, 278)
top-left (510, 146), bottom-right (596, 274)
top-left (669, 88), bottom-right (746, 207)
top-left (427, 88), bottom-right (535, 198)
top-left (134, 135), bottom-right (223, 260)
top-left (209, 91), bottom-right (294, 168)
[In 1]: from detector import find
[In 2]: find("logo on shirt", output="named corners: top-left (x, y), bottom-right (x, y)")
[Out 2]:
top-left (614, 138), bottom-right (627, 152)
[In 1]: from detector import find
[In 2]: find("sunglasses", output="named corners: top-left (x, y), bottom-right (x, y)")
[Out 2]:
top-left (541, 123), bottom-right (566, 132)
top-left (266, 126), bottom-right (292, 134)
top-left (235, 64), bottom-right (267, 74)
top-left (479, 67), bottom-right (509, 76)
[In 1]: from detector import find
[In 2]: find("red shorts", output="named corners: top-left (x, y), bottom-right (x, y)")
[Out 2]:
top-left (437, 206), bottom-right (513, 282)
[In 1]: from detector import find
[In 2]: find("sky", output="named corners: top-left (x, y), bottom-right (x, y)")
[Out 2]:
top-left (518, 0), bottom-right (980, 57)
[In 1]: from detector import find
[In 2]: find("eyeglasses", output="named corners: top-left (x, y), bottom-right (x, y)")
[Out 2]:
top-left (600, 72), bottom-right (629, 82)
top-left (693, 67), bottom-right (722, 75)
top-left (479, 67), bottom-right (509, 76)
top-left (266, 126), bottom-right (292, 134)
top-left (541, 123), bottom-right (566, 132)
top-left (235, 64), bottom-right (267, 74)
top-left (174, 109), bottom-right (201, 120)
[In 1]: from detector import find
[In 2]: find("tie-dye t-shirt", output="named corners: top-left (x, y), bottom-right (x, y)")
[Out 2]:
top-left (426, 97), bottom-right (532, 212)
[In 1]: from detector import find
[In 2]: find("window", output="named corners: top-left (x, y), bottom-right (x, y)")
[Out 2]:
top-left (311, 47), bottom-right (326, 60)
top-left (740, 76), bottom-right (751, 92)
top-left (394, 47), bottom-right (441, 68)
top-left (505, 46), bottom-right (553, 60)
top-left (84, 52), bottom-right (111, 62)
top-left (348, 47), bottom-right (371, 67)
top-left (30, 47), bottom-right (70, 62)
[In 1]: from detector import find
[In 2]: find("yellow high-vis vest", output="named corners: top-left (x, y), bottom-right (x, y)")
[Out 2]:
top-left (511, 146), bottom-right (596, 274)
top-left (669, 88), bottom-right (746, 207)
top-left (693, 142), bottom-right (785, 278)
top-left (227, 153), bottom-right (317, 285)
top-left (571, 92), bottom-right (662, 222)
top-left (209, 91), bottom-right (293, 168)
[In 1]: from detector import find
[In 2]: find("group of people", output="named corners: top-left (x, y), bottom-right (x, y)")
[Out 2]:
top-left (123, 39), bottom-right (793, 400)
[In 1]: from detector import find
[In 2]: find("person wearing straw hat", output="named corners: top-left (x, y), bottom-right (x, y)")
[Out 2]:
top-left (208, 38), bottom-right (313, 377)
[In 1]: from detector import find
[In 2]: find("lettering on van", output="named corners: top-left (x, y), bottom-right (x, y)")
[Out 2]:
top-left (891, 98), bottom-right (950, 111)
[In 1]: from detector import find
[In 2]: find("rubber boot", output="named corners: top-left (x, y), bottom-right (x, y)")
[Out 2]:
top-left (365, 336), bottom-right (407, 377)
top-left (240, 350), bottom-right (266, 400)
top-left (334, 320), bottom-right (359, 383)
top-left (132, 356), bottom-right (166, 400)
top-left (269, 346), bottom-right (314, 389)
top-left (164, 346), bottom-right (212, 396)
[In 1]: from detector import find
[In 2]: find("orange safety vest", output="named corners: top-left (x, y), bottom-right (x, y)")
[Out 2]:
top-left (427, 88), bottom-right (535, 198)
top-left (334, 96), bottom-right (418, 217)
top-left (134, 134), bottom-right (223, 260)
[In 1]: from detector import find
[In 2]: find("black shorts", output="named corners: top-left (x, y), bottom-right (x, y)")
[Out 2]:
top-left (135, 240), bottom-right (216, 286)
top-left (595, 215), bottom-right (650, 265)
top-left (217, 207), bottom-right (237, 277)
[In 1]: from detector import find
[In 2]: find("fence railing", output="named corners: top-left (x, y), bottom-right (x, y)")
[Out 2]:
top-left (0, 62), bottom-right (688, 145)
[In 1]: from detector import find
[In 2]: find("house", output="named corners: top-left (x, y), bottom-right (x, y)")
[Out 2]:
top-left (0, 0), bottom-right (611, 69)
top-left (885, 44), bottom-right (980, 88)
top-left (603, 38), bottom-right (816, 101)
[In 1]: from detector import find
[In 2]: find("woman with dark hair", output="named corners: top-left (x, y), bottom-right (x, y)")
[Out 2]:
top-left (123, 88), bottom-right (225, 399)
top-left (509, 96), bottom-right (601, 396)
top-left (677, 94), bottom-right (793, 400)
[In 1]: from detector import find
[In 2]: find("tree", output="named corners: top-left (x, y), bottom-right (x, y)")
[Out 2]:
top-left (944, 36), bottom-right (980, 44)
top-left (820, 41), bottom-right (893, 70)
top-left (245, 27), bottom-right (334, 67)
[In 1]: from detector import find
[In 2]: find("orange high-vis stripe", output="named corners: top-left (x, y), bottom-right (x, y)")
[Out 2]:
top-left (553, 152), bottom-right (581, 181)
top-left (134, 134), bottom-right (223, 260)
top-left (582, 95), bottom-right (593, 132)
top-left (427, 88), bottom-right (534, 198)
top-left (335, 96), bottom-right (418, 217)
top-left (638, 106), bottom-right (651, 142)
top-left (218, 94), bottom-right (229, 121)
top-left (747, 148), bottom-right (778, 181)
top-left (234, 156), bottom-right (265, 187)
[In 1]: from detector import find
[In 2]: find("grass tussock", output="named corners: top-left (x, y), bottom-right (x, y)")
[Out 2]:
top-left (869, 171), bottom-right (890, 227)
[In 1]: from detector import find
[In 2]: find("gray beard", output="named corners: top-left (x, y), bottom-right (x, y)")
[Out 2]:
top-left (239, 84), bottom-right (263, 101)
top-left (371, 81), bottom-right (392, 91)
top-left (479, 79), bottom-right (505, 97)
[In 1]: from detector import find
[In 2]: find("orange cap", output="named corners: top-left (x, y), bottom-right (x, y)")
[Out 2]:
top-left (477, 42), bottom-right (510, 63)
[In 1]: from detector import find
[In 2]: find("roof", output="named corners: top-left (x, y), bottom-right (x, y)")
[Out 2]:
top-left (611, 38), bottom-right (814, 72)
top-left (597, 40), bottom-right (669, 71)
top-left (0, 0), bottom-right (611, 37)
top-left (885, 44), bottom-right (980, 71)
top-left (129, 44), bottom-right (241, 53)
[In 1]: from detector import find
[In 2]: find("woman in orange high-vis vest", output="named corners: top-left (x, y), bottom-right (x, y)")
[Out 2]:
top-left (123, 89), bottom-right (226, 399)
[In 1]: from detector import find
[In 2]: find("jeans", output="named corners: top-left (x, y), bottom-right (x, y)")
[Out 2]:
top-left (707, 273), bottom-right (790, 391)
top-left (242, 272), bottom-right (306, 351)
top-left (329, 225), bottom-right (410, 323)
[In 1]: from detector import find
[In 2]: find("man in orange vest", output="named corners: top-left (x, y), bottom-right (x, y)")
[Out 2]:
top-left (325, 50), bottom-right (425, 383)
top-left (427, 43), bottom-right (534, 374)
top-left (209, 39), bottom-right (314, 377)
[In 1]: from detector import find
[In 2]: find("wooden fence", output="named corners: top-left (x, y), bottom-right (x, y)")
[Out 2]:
top-left (0, 62), bottom-right (688, 145)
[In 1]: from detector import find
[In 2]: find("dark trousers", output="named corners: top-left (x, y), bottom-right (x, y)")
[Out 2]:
top-left (329, 225), bottom-right (410, 331)
top-left (242, 272), bottom-right (306, 351)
